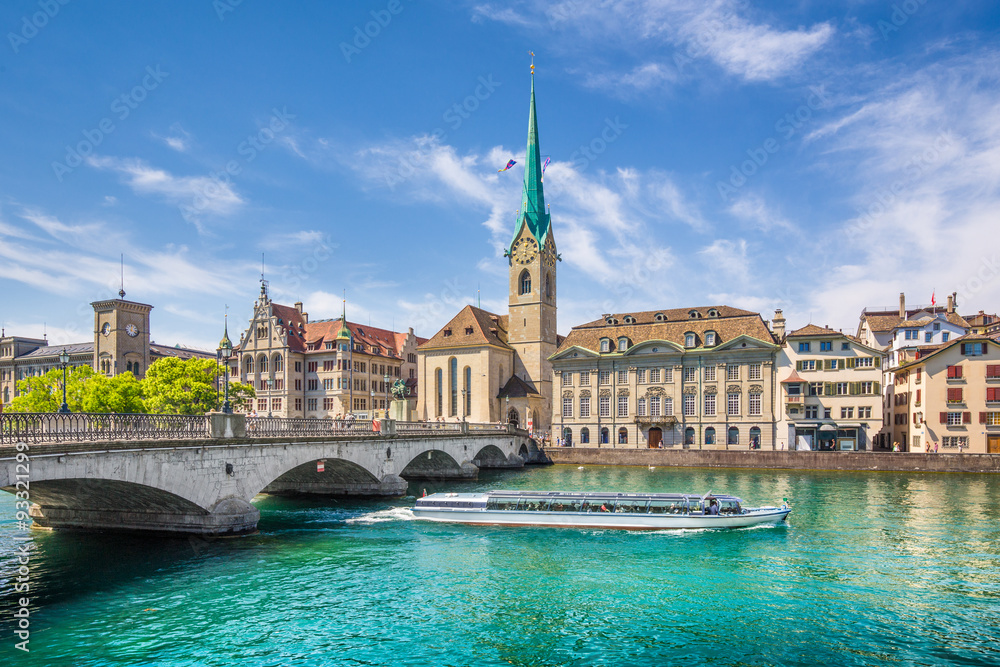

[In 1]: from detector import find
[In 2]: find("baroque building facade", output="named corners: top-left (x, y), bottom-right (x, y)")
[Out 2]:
top-left (230, 282), bottom-right (422, 418)
top-left (549, 306), bottom-right (778, 449)
top-left (417, 70), bottom-right (559, 434)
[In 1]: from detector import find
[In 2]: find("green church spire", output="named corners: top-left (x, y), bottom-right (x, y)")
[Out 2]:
top-left (510, 67), bottom-right (551, 251)
top-left (336, 297), bottom-right (351, 340)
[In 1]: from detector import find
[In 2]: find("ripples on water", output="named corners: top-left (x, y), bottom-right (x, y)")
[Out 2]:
top-left (1, 466), bottom-right (999, 666)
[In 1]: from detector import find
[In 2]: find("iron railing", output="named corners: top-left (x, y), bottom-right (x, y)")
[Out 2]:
top-left (246, 417), bottom-right (375, 438)
top-left (0, 412), bottom-right (210, 444)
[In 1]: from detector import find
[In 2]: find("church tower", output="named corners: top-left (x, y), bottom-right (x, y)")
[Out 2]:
top-left (507, 67), bottom-right (559, 423)
top-left (92, 288), bottom-right (152, 378)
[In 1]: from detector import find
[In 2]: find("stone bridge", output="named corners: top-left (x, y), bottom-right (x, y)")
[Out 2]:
top-left (0, 413), bottom-right (537, 536)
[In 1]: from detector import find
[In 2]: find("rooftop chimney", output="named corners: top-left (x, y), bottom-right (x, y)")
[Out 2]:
top-left (294, 301), bottom-right (303, 312)
top-left (946, 294), bottom-right (954, 314)
top-left (899, 292), bottom-right (906, 319)
top-left (771, 309), bottom-right (786, 340)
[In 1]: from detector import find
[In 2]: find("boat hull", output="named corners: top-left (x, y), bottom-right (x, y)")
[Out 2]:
top-left (412, 507), bottom-right (790, 530)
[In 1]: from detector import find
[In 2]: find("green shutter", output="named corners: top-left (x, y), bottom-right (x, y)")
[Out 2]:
top-left (846, 357), bottom-right (856, 369)
top-left (874, 357), bottom-right (881, 368)
top-left (874, 381), bottom-right (881, 395)
top-left (850, 382), bottom-right (859, 395)
top-left (824, 382), bottom-right (834, 396)
top-left (796, 360), bottom-right (803, 371)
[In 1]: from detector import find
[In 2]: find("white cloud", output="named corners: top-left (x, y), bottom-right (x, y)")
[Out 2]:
top-left (86, 155), bottom-right (244, 219)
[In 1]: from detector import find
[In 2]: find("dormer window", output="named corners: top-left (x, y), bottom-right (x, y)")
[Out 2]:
top-left (605, 317), bottom-right (619, 325)
top-left (623, 316), bottom-right (636, 325)
top-left (465, 326), bottom-right (474, 335)
top-left (685, 332), bottom-right (696, 348)
top-left (600, 339), bottom-right (611, 353)
top-left (688, 310), bottom-right (701, 319)
top-left (708, 309), bottom-right (719, 318)
top-left (654, 313), bottom-right (666, 322)
top-left (705, 331), bottom-right (717, 346)
top-left (443, 329), bottom-right (452, 337)
top-left (618, 337), bottom-right (629, 352)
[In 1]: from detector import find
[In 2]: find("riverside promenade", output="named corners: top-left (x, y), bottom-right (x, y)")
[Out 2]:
top-left (541, 447), bottom-right (1000, 473)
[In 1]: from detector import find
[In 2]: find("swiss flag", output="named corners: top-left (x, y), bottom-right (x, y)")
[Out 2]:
top-left (931, 291), bottom-right (936, 306)
top-left (372, 419), bottom-right (381, 433)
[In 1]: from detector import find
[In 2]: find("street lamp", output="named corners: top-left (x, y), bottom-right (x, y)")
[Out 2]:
top-left (461, 388), bottom-right (467, 422)
top-left (505, 395), bottom-right (510, 425)
top-left (57, 349), bottom-right (70, 414)
top-left (218, 320), bottom-right (233, 414)
top-left (383, 372), bottom-right (390, 418)
top-left (267, 378), bottom-right (274, 417)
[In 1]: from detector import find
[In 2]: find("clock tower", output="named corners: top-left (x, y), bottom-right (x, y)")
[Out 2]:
top-left (92, 290), bottom-right (153, 377)
top-left (506, 68), bottom-right (559, 428)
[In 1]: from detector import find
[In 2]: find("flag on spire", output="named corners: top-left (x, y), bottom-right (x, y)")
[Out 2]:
top-left (541, 156), bottom-right (551, 182)
top-left (498, 159), bottom-right (516, 172)
top-left (931, 290), bottom-right (936, 306)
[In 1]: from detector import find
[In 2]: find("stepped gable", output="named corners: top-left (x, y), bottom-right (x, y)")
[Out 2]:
top-left (556, 305), bottom-right (774, 354)
top-left (419, 305), bottom-right (512, 351)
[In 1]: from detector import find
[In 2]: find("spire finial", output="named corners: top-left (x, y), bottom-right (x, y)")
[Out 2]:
top-left (118, 253), bottom-right (126, 299)
top-left (529, 50), bottom-right (534, 75)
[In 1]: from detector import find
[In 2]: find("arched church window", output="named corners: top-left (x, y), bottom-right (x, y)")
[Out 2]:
top-left (519, 270), bottom-right (531, 295)
top-left (449, 357), bottom-right (458, 417)
top-left (435, 368), bottom-right (443, 417)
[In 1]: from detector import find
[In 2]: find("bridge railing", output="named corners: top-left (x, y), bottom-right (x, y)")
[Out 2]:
top-left (396, 421), bottom-right (463, 434)
top-left (0, 412), bottom-right (210, 444)
top-left (247, 417), bottom-right (375, 438)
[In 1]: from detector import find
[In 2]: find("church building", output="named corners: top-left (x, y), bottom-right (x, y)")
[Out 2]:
top-left (416, 70), bottom-right (560, 434)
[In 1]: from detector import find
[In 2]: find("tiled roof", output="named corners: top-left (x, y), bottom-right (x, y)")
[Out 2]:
top-left (498, 374), bottom-right (540, 398)
top-left (419, 305), bottom-right (512, 351)
top-left (864, 309), bottom-right (971, 332)
top-left (150, 344), bottom-right (215, 360)
top-left (19, 342), bottom-right (94, 358)
top-left (555, 305), bottom-right (775, 355)
top-left (786, 324), bottom-right (842, 338)
top-left (780, 369), bottom-right (806, 384)
top-left (255, 301), bottom-right (418, 359)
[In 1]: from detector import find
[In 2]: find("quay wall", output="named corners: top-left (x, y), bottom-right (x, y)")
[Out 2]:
top-left (540, 448), bottom-right (1000, 474)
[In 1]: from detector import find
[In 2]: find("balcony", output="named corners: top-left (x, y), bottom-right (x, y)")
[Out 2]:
top-left (785, 395), bottom-right (803, 405)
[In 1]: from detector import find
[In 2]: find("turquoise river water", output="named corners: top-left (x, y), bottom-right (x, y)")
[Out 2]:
top-left (1, 465), bottom-right (999, 666)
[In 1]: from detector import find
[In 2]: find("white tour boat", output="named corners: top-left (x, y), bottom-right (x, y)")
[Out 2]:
top-left (413, 490), bottom-right (790, 530)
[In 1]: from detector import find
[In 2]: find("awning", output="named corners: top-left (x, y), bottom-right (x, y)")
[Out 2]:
top-left (818, 423), bottom-right (837, 432)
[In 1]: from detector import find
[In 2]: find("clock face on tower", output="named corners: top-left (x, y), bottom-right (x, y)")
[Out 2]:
top-left (512, 237), bottom-right (538, 265)
top-left (125, 323), bottom-right (139, 337)
top-left (101, 322), bottom-right (111, 336)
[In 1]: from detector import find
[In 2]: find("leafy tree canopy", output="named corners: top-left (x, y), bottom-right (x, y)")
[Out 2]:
top-left (5, 365), bottom-right (94, 413)
top-left (81, 372), bottom-right (146, 414)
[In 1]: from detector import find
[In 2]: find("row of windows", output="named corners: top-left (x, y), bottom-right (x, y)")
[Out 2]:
top-left (563, 424), bottom-right (761, 446)
top-left (562, 392), bottom-right (764, 418)
top-left (434, 360), bottom-right (473, 418)
top-left (598, 331), bottom-right (725, 353)
top-left (790, 405), bottom-right (875, 419)
top-left (794, 357), bottom-right (880, 371)
top-left (561, 363), bottom-right (763, 386)
top-left (787, 381), bottom-right (880, 396)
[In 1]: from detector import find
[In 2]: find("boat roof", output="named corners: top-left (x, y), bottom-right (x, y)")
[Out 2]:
top-left (423, 491), bottom-right (742, 501)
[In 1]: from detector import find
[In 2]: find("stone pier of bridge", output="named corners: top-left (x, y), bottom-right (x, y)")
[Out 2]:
top-left (0, 414), bottom-right (538, 536)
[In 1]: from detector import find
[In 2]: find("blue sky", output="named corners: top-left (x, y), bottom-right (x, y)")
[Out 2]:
top-left (2, 1), bottom-right (999, 351)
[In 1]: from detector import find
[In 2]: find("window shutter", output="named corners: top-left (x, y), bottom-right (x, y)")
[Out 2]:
top-left (874, 357), bottom-right (881, 368)
top-left (874, 381), bottom-right (881, 394)
top-left (940, 412), bottom-right (948, 424)
top-left (825, 359), bottom-right (833, 370)
top-left (912, 412), bottom-right (917, 425)
top-left (988, 387), bottom-right (999, 402)
top-left (850, 382), bottom-right (859, 395)
top-left (956, 365), bottom-right (963, 379)
top-left (947, 366), bottom-right (955, 379)
top-left (825, 382), bottom-right (834, 396)
top-left (796, 360), bottom-right (803, 371)
top-left (961, 343), bottom-right (967, 355)
top-left (981, 412), bottom-right (988, 424)
top-left (963, 411), bottom-right (972, 424)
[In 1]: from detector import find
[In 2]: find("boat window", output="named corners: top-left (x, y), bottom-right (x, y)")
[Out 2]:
top-left (487, 497), bottom-right (519, 511)
top-left (718, 500), bottom-right (743, 515)
top-left (519, 498), bottom-right (551, 512)
top-left (586, 499), bottom-right (615, 512)
top-left (550, 498), bottom-right (583, 512)
top-left (647, 500), bottom-right (685, 515)
top-left (686, 500), bottom-right (703, 514)
top-left (614, 499), bottom-right (648, 513)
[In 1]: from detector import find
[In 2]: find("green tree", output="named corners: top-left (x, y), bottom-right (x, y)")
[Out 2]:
top-left (81, 372), bottom-right (146, 413)
top-left (5, 365), bottom-right (94, 413)
top-left (141, 357), bottom-right (254, 415)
